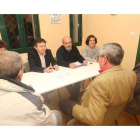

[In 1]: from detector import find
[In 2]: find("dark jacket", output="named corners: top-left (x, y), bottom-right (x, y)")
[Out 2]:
top-left (28, 49), bottom-right (57, 73)
top-left (125, 58), bottom-right (140, 114)
top-left (56, 45), bottom-right (85, 67)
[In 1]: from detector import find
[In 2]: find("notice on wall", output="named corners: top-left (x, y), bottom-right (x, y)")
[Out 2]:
top-left (50, 14), bottom-right (61, 23)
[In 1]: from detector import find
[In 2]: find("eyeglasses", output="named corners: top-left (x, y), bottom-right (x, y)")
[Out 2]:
top-left (99, 55), bottom-right (108, 60)
top-left (99, 55), bottom-right (104, 58)
top-left (22, 66), bottom-right (25, 72)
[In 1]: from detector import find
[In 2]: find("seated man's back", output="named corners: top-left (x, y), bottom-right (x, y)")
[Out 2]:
top-left (0, 77), bottom-right (57, 125)
top-left (0, 51), bottom-right (62, 126)
top-left (73, 66), bottom-right (136, 125)
top-left (58, 43), bottom-right (136, 126)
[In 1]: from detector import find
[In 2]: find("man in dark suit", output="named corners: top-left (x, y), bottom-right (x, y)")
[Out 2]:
top-left (28, 38), bottom-right (59, 103)
top-left (28, 38), bottom-right (59, 73)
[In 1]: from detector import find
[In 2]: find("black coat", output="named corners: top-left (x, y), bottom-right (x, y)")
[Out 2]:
top-left (125, 58), bottom-right (140, 114)
top-left (28, 49), bottom-right (57, 73)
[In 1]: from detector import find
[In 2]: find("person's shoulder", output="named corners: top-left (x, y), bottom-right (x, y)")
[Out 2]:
top-left (124, 69), bottom-right (136, 77)
top-left (83, 46), bottom-right (88, 49)
top-left (59, 45), bottom-right (64, 49)
top-left (133, 59), bottom-right (140, 71)
top-left (95, 46), bottom-right (100, 50)
top-left (18, 91), bottom-right (42, 110)
top-left (28, 49), bottom-right (36, 54)
top-left (94, 67), bottom-right (118, 82)
top-left (133, 63), bottom-right (140, 73)
top-left (72, 45), bottom-right (76, 48)
top-left (46, 49), bottom-right (51, 52)
top-left (46, 49), bottom-right (54, 55)
top-left (57, 45), bottom-right (64, 52)
top-left (123, 69), bottom-right (136, 83)
top-left (91, 73), bottom-right (109, 88)
top-left (72, 45), bottom-right (78, 50)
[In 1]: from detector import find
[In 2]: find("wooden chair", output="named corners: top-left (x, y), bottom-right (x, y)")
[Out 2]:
top-left (66, 102), bottom-right (127, 126)
top-left (132, 114), bottom-right (140, 125)
top-left (102, 102), bottom-right (127, 126)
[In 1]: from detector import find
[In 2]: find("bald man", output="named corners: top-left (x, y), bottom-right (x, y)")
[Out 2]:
top-left (56, 36), bottom-right (87, 101)
top-left (57, 36), bottom-right (87, 68)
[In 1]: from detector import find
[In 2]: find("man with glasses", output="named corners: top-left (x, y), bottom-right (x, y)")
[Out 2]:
top-left (0, 51), bottom-right (62, 126)
top-left (59, 43), bottom-right (136, 125)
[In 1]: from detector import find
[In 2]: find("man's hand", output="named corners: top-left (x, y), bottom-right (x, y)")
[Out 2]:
top-left (44, 66), bottom-right (53, 73)
top-left (83, 60), bottom-right (88, 66)
top-left (27, 85), bottom-right (44, 103)
top-left (93, 59), bottom-right (98, 62)
top-left (27, 85), bottom-right (33, 88)
top-left (53, 65), bottom-right (59, 71)
top-left (69, 63), bottom-right (77, 69)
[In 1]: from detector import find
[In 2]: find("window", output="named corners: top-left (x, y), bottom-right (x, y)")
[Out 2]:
top-left (69, 14), bottom-right (82, 46)
top-left (0, 14), bottom-right (40, 53)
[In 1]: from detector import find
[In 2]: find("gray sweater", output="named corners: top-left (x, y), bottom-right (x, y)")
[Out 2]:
top-left (82, 45), bottom-right (100, 62)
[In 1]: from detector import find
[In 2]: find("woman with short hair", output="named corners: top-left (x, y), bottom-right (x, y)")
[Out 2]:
top-left (82, 35), bottom-right (100, 62)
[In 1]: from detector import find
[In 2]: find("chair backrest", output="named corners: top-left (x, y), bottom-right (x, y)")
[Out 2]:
top-left (24, 61), bottom-right (30, 73)
top-left (66, 101), bottom-right (128, 126)
top-left (102, 102), bottom-right (127, 126)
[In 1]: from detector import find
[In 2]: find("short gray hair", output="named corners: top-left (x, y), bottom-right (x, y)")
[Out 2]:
top-left (100, 43), bottom-right (124, 65)
top-left (0, 51), bottom-right (23, 79)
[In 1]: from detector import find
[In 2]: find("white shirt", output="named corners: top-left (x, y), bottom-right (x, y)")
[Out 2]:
top-left (38, 52), bottom-right (46, 68)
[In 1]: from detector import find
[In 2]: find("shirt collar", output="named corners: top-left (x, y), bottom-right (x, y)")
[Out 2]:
top-left (64, 46), bottom-right (72, 52)
top-left (37, 52), bottom-right (46, 57)
top-left (98, 66), bottom-right (114, 73)
top-left (0, 76), bottom-right (35, 92)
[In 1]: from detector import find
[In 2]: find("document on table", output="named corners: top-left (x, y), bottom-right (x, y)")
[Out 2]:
top-left (74, 62), bottom-right (83, 67)
top-left (45, 70), bottom-right (70, 78)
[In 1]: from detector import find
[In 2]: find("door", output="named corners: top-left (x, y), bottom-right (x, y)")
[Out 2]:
top-left (70, 14), bottom-right (82, 46)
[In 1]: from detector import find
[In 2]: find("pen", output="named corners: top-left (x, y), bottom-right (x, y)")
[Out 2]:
top-left (49, 67), bottom-right (55, 69)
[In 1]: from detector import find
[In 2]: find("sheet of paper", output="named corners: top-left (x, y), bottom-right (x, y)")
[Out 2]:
top-left (45, 70), bottom-right (70, 78)
top-left (74, 62), bottom-right (82, 66)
